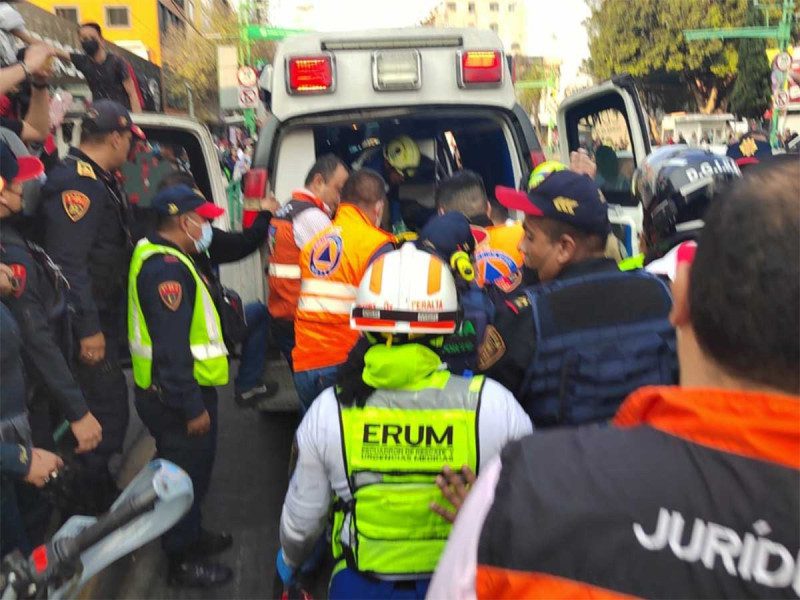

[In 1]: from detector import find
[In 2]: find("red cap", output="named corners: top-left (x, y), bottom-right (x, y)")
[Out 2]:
top-left (195, 201), bottom-right (225, 219)
top-left (13, 155), bottom-right (45, 183)
top-left (494, 185), bottom-right (544, 216)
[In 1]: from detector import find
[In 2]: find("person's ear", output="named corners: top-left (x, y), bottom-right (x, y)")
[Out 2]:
top-left (556, 234), bottom-right (577, 265)
top-left (670, 262), bottom-right (692, 328)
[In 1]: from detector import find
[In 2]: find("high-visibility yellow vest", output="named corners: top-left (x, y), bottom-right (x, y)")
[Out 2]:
top-left (128, 239), bottom-right (229, 389)
top-left (333, 374), bottom-right (483, 578)
top-left (618, 253), bottom-right (645, 272)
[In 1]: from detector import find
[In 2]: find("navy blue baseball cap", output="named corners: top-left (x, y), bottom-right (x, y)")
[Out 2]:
top-left (495, 170), bottom-right (610, 237)
top-left (417, 212), bottom-right (476, 260)
top-left (725, 134), bottom-right (772, 167)
top-left (82, 100), bottom-right (145, 139)
top-left (151, 184), bottom-right (225, 219)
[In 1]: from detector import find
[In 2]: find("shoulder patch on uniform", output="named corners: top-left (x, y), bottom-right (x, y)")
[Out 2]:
top-left (76, 161), bottom-right (96, 180)
top-left (9, 264), bottom-right (26, 297)
top-left (477, 325), bottom-right (506, 371)
top-left (158, 281), bottom-right (182, 311)
top-left (494, 271), bottom-right (522, 294)
top-left (62, 191), bottom-right (91, 222)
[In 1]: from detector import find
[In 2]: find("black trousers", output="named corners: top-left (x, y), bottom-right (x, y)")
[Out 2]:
top-left (134, 386), bottom-right (218, 558)
top-left (73, 313), bottom-right (130, 502)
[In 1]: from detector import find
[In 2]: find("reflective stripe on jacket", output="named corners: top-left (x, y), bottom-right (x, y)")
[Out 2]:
top-left (292, 204), bottom-right (394, 372)
top-left (333, 374), bottom-right (483, 577)
top-left (267, 190), bottom-right (327, 321)
top-left (128, 239), bottom-right (228, 389)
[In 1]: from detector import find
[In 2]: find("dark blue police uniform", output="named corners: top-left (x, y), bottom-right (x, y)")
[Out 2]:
top-left (133, 233), bottom-right (219, 559)
top-left (38, 147), bottom-right (131, 510)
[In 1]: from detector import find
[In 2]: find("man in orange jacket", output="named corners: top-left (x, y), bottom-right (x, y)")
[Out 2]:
top-left (291, 169), bottom-right (395, 412)
top-left (267, 155), bottom-right (349, 370)
top-left (435, 170), bottom-right (531, 293)
top-left (429, 158), bottom-right (800, 599)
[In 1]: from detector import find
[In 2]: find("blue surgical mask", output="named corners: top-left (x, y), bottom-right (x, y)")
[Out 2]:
top-left (188, 219), bottom-right (213, 253)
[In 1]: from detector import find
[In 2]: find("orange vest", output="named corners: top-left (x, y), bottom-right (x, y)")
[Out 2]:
top-left (292, 204), bottom-right (395, 372)
top-left (267, 190), bottom-right (329, 321)
top-left (472, 222), bottom-right (525, 288)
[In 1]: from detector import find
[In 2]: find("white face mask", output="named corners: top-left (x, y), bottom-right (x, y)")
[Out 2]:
top-left (187, 218), bottom-right (213, 253)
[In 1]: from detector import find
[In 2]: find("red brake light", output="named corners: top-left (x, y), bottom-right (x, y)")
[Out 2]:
top-left (287, 55), bottom-right (334, 95)
top-left (458, 50), bottom-right (503, 87)
top-left (242, 168), bottom-right (269, 228)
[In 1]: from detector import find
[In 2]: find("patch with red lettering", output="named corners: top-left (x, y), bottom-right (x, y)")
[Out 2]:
top-left (158, 281), bottom-right (182, 311)
top-left (61, 191), bottom-right (91, 222)
top-left (9, 264), bottom-right (26, 297)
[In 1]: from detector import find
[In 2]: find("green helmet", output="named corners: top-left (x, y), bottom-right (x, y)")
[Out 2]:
top-left (527, 160), bottom-right (567, 190)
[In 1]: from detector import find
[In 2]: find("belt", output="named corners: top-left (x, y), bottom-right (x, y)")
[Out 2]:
top-left (0, 412), bottom-right (32, 447)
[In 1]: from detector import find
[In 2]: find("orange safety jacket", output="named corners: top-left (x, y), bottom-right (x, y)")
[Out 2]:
top-left (472, 222), bottom-right (525, 289)
top-left (267, 189), bottom-right (328, 321)
top-left (292, 204), bottom-right (395, 372)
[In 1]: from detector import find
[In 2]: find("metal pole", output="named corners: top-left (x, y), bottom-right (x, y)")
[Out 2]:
top-left (185, 83), bottom-right (195, 118)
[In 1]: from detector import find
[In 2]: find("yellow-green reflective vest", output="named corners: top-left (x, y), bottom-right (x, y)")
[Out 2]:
top-left (333, 374), bottom-right (483, 578)
top-left (128, 239), bottom-right (228, 389)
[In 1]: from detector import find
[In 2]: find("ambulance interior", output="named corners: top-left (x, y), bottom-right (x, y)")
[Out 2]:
top-left (270, 108), bottom-right (531, 218)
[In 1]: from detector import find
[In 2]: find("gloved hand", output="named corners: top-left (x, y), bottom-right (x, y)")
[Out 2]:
top-left (275, 549), bottom-right (296, 586)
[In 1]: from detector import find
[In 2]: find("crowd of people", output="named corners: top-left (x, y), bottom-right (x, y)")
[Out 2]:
top-left (0, 23), bottom-right (798, 600)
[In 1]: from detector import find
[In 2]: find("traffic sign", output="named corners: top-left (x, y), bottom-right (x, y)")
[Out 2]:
top-left (237, 66), bottom-right (257, 87)
top-left (775, 52), bottom-right (792, 72)
top-left (238, 86), bottom-right (259, 109)
top-left (775, 91), bottom-right (790, 110)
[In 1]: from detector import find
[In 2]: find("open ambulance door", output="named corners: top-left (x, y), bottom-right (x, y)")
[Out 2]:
top-left (557, 74), bottom-right (651, 257)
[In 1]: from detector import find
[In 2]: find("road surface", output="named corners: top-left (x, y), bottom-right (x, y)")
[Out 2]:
top-left (87, 357), bottom-right (330, 599)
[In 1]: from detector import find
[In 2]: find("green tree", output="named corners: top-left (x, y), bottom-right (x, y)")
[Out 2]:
top-left (514, 57), bottom-right (547, 135)
top-left (728, 5), bottom-right (772, 119)
top-left (162, 3), bottom-right (274, 123)
top-left (586, 0), bottom-right (749, 114)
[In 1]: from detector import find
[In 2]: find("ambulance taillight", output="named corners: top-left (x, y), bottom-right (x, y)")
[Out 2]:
top-left (286, 54), bottom-right (335, 95)
top-left (457, 50), bottom-right (503, 88)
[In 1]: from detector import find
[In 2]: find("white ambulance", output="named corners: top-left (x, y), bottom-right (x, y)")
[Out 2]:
top-left (244, 27), bottom-right (651, 298)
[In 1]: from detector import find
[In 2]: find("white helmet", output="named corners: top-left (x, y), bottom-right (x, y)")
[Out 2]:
top-left (351, 243), bottom-right (459, 335)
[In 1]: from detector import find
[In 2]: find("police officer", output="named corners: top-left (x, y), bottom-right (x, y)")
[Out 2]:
top-left (0, 275), bottom-right (63, 557)
top-left (483, 170), bottom-right (677, 428)
top-left (0, 134), bottom-right (103, 457)
top-left (275, 243), bottom-right (532, 599)
top-left (128, 185), bottom-right (232, 587)
top-left (620, 146), bottom-right (741, 279)
top-left (38, 100), bottom-right (144, 511)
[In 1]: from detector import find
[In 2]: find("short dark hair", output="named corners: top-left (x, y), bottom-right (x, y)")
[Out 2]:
top-left (304, 154), bottom-right (347, 187)
top-left (690, 158), bottom-right (799, 394)
top-left (342, 168), bottom-right (386, 207)
top-left (79, 22), bottom-right (102, 37)
top-left (536, 217), bottom-right (606, 254)
top-left (435, 170), bottom-right (488, 218)
top-left (79, 129), bottom-right (112, 145)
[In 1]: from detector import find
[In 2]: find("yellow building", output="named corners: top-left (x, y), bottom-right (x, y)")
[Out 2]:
top-left (25, 0), bottom-right (188, 66)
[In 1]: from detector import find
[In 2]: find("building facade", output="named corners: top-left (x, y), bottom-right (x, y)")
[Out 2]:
top-left (429, 0), bottom-right (527, 54)
top-left (26, 0), bottom-right (231, 66)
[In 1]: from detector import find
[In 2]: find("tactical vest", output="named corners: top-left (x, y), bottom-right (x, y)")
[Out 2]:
top-left (293, 204), bottom-right (395, 372)
top-left (333, 374), bottom-right (483, 579)
top-left (521, 269), bottom-right (676, 427)
top-left (267, 190), bottom-right (328, 321)
top-left (128, 239), bottom-right (228, 389)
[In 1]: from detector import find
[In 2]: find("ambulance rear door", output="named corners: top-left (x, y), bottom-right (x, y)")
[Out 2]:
top-left (557, 74), bottom-right (652, 257)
